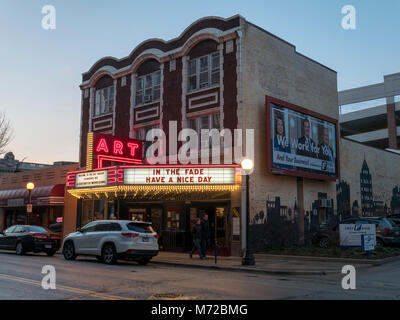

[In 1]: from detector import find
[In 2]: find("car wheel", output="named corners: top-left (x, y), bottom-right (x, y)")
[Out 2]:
top-left (15, 242), bottom-right (25, 255)
top-left (102, 244), bottom-right (117, 265)
top-left (63, 241), bottom-right (77, 260)
top-left (137, 257), bottom-right (150, 265)
top-left (376, 238), bottom-right (385, 247)
top-left (45, 250), bottom-right (57, 257)
top-left (96, 255), bottom-right (103, 262)
top-left (318, 237), bottom-right (331, 249)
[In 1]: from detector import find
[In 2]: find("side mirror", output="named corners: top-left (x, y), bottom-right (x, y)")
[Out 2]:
top-left (76, 228), bottom-right (82, 233)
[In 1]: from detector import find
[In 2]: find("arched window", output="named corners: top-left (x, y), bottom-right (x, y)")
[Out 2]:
top-left (187, 40), bottom-right (220, 92)
top-left (135, 59), bottom-right (161, 106)
top-left (94, 75), bottom-right (114, 116)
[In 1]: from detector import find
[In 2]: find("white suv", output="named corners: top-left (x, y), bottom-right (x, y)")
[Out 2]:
top-left (62, 220), bottom-right (159, 265)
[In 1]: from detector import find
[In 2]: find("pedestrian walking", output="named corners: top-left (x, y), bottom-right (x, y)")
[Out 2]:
top-left (190, 218), bottom-right (204, 259)
top-left (201, 214), bottom-right (210, 258)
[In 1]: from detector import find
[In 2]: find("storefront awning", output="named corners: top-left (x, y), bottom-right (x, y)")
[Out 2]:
top-left (0, 184), bottom-right (65, 207)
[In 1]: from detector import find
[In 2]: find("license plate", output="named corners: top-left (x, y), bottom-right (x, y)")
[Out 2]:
top-left (44, 244), bottom-right (52, 249)
top-left (142, 237), bottom-right (150, 242)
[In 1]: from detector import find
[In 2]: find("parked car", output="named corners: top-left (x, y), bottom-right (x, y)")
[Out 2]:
top-left (0, 225), bottom-right (61, 256)
top-left (62, 220), bottom-right (159, 265)
top-left (48, 222), bottom-right (62, 234)
top-left (311, 217), bottom-right (400, 248)
top-left (388, 217), bottom-right (400, 227)
top-left (363, 217), bottom-right (400, 247)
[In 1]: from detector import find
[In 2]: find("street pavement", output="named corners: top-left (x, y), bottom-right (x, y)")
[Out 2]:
top-left (0, 250), bottom-right (400, 300)
top-left (151, 252), bottom-right (376, 275)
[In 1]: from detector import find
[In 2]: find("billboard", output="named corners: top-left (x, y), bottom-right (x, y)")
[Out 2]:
top-left (266, 96), bottom-right (339, 181)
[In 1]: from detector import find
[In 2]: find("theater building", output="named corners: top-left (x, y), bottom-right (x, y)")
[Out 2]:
top-left (64, 15), bottom-right (400, 255)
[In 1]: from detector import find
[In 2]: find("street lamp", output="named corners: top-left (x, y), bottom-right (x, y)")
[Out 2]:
top-left (26, 182), bottom-right (35, 224)
top-left (241, 158), bottom-right (255, 266)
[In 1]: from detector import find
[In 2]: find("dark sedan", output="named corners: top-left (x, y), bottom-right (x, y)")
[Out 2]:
top-left (0, 225), bottom-right (61, 256)
top-left (312, 217), bottom-right (400, 248)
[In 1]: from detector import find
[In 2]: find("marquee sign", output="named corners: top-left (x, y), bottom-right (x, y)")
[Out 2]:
top-left (75, 170), bottom-right (108, 188)
top-left (124, 167), bottom-right (236, 185)
top-left (86, 132), bottom-right (143, 170)
top-left (66, 165), bottom-right (240, 189)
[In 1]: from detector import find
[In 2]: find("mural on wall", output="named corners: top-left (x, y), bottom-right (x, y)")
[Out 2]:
top-left (249, 194), bottom-right (337, 250)
top-left (360, 159), bottom-right (375, 216)
top-left (336, 157), bottom-right (399, 218)
top-left (248, 140), bottom-right (400, 251)
top-left (337, 180), bottom-right (350, 219)
top-left (249, 197), bottom-right (299, 249)
top-left (392, 186), bottom-right (400, 214)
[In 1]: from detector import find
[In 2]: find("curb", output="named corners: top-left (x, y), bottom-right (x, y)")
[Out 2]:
top-left (254, 253), bottom-right (400, 266)
top-left (150, 260), bottom-right (340, 276)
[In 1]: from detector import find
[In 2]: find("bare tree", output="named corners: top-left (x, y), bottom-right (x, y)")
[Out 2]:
top-left (0, 112), bottom-right (13, 154)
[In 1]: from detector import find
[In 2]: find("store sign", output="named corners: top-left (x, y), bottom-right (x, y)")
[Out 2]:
top-left (339, 224), bottom-right (376, 247)
top-left (88, 132), bottom-right (143, 170)
top-left (267, 96), bottom-right (339, 181)
top-left (76, 170), bottom-right (108, 188)
top-left (124, 167), bottom-right (236, 185)
top-left (361, 234), bottom-right (376, 252)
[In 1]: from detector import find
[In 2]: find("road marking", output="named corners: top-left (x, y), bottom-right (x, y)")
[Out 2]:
top-left (0, 273), bottom-right (134, 300)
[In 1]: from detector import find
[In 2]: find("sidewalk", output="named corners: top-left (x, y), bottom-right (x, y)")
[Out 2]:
top-left (151, 252), bottom-right (376, 276)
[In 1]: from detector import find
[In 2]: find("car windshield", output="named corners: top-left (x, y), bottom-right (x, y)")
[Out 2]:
top-left (389, 218), bottom-right (400, 226)
top-left (126, 222), bottom-right (154, 234)
top-left (28, 226), bottom-right (48, 233)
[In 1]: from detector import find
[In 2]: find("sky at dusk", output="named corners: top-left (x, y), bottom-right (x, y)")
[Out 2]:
top-left (1, 0), bottom-right (399, 164)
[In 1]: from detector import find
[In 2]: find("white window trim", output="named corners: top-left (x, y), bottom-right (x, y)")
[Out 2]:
top-left (187, 52), bottom-right (220, 93)
top-left (94, 85), bottom-right (115, 117)
top-left (135, 70), bottom-right (161, 106)
top-left (186, 113), bottom-right (221, 151)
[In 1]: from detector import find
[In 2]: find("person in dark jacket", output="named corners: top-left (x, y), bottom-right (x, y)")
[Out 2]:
top-left (190, 218), bottom-right (204, 259)
top-left (200, 214), bottom-right (210, 258)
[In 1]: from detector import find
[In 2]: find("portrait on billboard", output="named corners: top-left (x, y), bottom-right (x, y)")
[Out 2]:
top-left (266, 96), bottom-right (339, 181)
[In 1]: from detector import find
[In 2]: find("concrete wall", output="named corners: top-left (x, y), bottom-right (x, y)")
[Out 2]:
top-left (240, 19), bottom-right (339, 227)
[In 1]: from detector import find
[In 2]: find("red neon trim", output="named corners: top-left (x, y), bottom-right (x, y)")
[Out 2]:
top-left (66, 174), bottom-right (76, 187)
top-left (113, 140), bottom-right (124, 155)
top-left (127, 143), bottom-right (139, 157)
top-left (107, 168), bottom-right (124, 184)
top-left (117, 168), bottom-right (124, 183)
top-left (96, 138), bottom-right (109, 153)
top-left (98, 155), bottom-right (143, 169)
top-left (66, 165), bottom-right (119, 175)
top-left (119, 164), bottom-right (240, 169)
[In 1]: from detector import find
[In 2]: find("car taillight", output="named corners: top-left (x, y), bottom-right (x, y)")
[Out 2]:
top-left (50, 234), bottom-right (61, 240)
top-left (30, 233), bottom-right (48, 239)
top-left (153, 233), bottom-right (159, 239)
top-left (121, 232), bottom-right (139, 237)
top-left (384, 228), bottom-right (392, 236)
